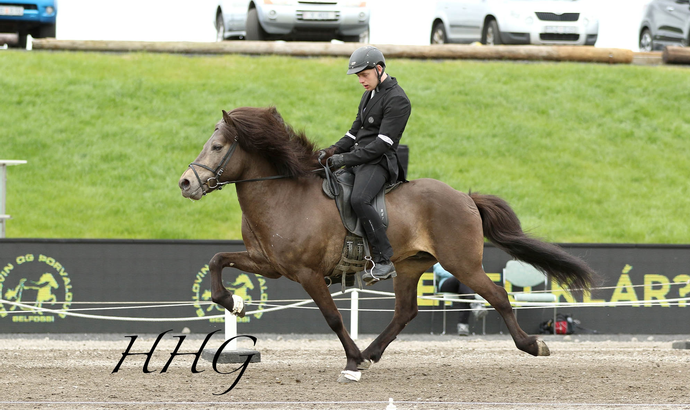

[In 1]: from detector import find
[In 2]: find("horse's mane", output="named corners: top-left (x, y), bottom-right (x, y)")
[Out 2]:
top-left (220, 106), bottom-right (319, 178)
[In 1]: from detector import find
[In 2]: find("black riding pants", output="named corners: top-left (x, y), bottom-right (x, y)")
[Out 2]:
top-left (350, 163), bottom-right (393, 263)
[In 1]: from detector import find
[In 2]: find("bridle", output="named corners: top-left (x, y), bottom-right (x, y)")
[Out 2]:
top-left (187, 136), bottom-right (288, 196)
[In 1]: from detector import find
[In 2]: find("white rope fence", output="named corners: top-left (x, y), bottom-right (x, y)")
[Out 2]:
top-left (1, 280), bottom-right (689, 340)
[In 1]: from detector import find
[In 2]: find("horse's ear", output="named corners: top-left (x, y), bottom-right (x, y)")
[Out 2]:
top-left (268, 106), bottom-right (284, 125)
top-left (222, 110), bottom-right (233, 126)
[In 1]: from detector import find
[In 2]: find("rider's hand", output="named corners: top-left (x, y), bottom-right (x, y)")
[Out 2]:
top-left (329, 154), bottom-right (345, 169)
top-left (317, 146), bottom-right (337, 164)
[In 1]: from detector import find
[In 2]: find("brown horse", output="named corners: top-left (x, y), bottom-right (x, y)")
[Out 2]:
top-left (178, 106), bottom-right (596, 383)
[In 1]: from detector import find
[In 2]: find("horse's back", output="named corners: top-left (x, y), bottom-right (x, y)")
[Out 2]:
top-left (388, 178), bottom-right (478, 217)
top-left (385, 178), bottom-right (484, 257)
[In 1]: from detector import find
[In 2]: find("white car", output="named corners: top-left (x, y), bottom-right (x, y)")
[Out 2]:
top-left (431, 0), bottom-right (599, 46)
top-left (215, 0), bottom-right (370, 42)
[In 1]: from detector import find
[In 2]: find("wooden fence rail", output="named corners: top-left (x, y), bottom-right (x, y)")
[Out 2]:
top-left (32, 39), bottom-right (634, 64)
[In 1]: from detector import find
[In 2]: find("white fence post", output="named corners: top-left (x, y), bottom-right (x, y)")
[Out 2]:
top-left (0, 160), bottom-right (27, 238)
top-left (350, 289), bottom-right (359, 340)
top-left (224, 308), bottom-right (237, 350)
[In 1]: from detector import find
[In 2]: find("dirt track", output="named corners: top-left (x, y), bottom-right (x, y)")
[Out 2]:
top-left (1, 333), bottom-right (689, 409)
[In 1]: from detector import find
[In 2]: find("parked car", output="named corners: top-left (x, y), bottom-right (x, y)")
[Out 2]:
top-left (639, 0), bottom-right (690, 51)
top-left (0, 0), bottom-right (57, 48)
top-left (430, 0), bottom-right (598, 46)
top-left (215, 0), bottom-right (370, 42)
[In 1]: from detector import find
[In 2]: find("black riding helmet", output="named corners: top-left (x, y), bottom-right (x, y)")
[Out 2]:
top-left (347, 46), bottom-right (386, 79)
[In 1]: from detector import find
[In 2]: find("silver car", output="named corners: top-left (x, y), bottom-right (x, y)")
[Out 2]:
top-left (215, 0), bottom-right (370, 42)
top-left (639, 0), bottom-right (690, 51)
top-left (431, 0), bottom-right (599, 46)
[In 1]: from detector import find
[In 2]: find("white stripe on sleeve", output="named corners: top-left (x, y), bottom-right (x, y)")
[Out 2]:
top-left (378, 134), bottom-right (394, 145)
top-left (345, 132), bottom-right (356, 140)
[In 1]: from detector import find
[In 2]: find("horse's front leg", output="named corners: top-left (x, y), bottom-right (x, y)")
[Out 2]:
top-left (208, 251), bottom-right (272, 314)
top-left (297, 270), bottom-right (365, 383)
top-left (361, 266), bottom-right (422, 365)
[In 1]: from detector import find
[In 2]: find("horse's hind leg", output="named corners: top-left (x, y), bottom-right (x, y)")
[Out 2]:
top-left (361, 261), bottom-right (425, 365)
top-left (448, 263), bottom-right (549, 357)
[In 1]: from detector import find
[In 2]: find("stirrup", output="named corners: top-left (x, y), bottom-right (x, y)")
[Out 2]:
top-left (361, 259), bottom-right (397, 285)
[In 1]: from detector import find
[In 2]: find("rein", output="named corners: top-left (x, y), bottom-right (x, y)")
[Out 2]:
top-left (187, 137), bottom-right (289, 196)
top-left (322, 156), bottom-right (340, 197)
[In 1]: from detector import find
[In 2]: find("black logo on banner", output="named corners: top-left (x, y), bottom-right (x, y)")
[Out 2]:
top-left (112, 330), bottom-right (257, 395)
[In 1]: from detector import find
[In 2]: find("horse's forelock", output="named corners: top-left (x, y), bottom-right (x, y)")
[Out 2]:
top-left (217, 119), bottom-right (237, 144)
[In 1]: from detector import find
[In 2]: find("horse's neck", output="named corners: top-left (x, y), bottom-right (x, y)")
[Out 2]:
top-left (234, 157), bottom-right (321, 228)
top-left (236, 175), bottom-right (318, 214)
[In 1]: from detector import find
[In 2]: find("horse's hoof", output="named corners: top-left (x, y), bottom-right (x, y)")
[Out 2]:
top-left (337, 370), bottom-right (361, 383)
top-left (231, 295), bottom-right (246, 318)
top-left (357, 360), bottom-right (372, 370)
top-left (536, 339), bottom-right (550, 356)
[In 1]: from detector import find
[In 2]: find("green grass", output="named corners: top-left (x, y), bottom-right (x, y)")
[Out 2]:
top-left (1, 51), bottom-right (688, 243)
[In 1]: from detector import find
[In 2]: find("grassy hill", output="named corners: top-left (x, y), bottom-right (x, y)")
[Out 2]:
top-left (1, 50), bottom-right (688, 243)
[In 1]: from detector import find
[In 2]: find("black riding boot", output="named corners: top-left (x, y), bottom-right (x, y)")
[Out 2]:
top-left (360, 218), bottom-right (396, 285)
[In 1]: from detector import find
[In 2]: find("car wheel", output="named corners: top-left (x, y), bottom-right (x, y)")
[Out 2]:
top-left (359, 26), bottom-right (370, 43)
top-left (430, 21), bottom-right (447, 44)
top-left (485, 19), bottom-right (501, 45)
top-left (35, 24), bottom-right (56, 38)
top-left (216, 13), bottom-right (225, 42)
top-left (639, 28), bottom-right (653, 52)
top-left (343, 26), bottom-right (369, 43)
top-left (246, 8), bottom-right (267, 41)
top-left (17, 31), bottom-right (28, 49)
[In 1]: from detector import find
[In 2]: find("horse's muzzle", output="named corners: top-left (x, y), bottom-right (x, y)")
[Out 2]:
top-left (178, 172), bottom-right (204, 200)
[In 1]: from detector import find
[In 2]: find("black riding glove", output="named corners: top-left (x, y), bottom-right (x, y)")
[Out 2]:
top-left (317, 146), bottom-right (337, 164)
top-left (329, 154), bottom-right (345, 169)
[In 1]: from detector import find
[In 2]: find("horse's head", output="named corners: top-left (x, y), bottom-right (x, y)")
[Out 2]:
top-left (179, 109), bottom-right (246, 200)
top-left (179, 107), bottom-right (320, 200)
top-left (37, 273), bottom-right (59, 289)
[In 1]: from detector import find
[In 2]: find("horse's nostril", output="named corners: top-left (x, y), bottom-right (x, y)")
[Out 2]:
top-left (179, 178), bottom-right (190, 190)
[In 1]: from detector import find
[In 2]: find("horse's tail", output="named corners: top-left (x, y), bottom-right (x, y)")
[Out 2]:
top-left (470, 192), bottom-right (597, 293)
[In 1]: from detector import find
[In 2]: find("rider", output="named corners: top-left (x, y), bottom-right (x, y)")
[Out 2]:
top-left (319, 45), bottom-right (411, 284)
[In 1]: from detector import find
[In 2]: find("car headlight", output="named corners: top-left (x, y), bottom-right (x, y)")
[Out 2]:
top-left (45, 6), bottom-right (55, 15)
top-left (509, 10), bottom-right (533, 25)
top-left (264, 0), bottom-right (296, 5)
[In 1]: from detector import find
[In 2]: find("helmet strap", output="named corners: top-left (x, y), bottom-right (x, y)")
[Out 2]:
top-left (376, 64), bottom-right (385, 87)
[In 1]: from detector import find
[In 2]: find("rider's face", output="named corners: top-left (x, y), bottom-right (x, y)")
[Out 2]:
top-left (356, 66), bottom-right (382, 91)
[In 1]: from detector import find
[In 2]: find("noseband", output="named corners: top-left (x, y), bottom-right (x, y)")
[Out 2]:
top-left (187, 137), bottom-right (288, 196)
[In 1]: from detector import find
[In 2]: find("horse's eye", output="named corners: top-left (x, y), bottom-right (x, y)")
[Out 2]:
top-left (212, 145), bottom-right (223, 151)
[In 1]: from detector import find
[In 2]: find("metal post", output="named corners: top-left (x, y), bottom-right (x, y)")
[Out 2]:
top-left (0, 160), bottom-right (27, 238)
top-left (350, 289), bottom-right (359, 340)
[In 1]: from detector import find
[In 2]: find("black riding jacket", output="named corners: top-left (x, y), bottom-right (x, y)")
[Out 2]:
top-left (333, 76), bottom-right (411, 183)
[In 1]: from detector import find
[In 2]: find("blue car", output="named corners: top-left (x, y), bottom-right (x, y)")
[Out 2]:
top-left (0, 0), bottom-right (57, 48)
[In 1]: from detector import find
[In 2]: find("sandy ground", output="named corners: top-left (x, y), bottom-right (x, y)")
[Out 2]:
top-left (0, 333), bottom-right (689, 410)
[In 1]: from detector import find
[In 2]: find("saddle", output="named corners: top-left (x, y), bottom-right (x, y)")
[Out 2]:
top-left (322, 168), bottom-right (403, 290)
